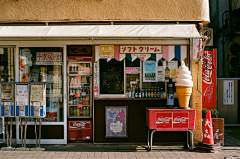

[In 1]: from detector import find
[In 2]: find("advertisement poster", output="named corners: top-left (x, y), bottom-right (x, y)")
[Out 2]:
top-left (163, 61), bottom-right (178, 82)
top-left (19, 56), bottom-right (29, 82)
top-left (105, 106), bottom-right (127, 138)
top-left (16, 85), bottom-right (28, 105)
top-left (31, 85), bottom-right (43, 102)
top-left (143, 61), bottom-right (157, 82)
top-left (157, 66), bottom-right (164, 82)
top-left (99, 45), bottom-right (114, 59)
top-left (1, 84), bottom-right (14, 101)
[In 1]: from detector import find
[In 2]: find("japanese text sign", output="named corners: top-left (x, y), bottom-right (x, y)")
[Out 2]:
top-left (120, 46), bottom-right (162, 54)
top-left (36, 52), bottom-right (62, 62)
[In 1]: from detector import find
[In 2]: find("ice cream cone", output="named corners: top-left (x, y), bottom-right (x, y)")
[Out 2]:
top-left (176, 86), bottom-right (192, 109)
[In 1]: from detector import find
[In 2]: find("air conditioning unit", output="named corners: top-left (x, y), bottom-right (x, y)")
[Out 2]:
top-left (229, 43), bottom-right (240, 71)
top-left (202, 28), bottom-right (213, 46)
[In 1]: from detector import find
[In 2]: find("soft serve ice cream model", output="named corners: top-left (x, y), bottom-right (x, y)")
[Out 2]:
top-left (175, 61), bottom-right (193, 109)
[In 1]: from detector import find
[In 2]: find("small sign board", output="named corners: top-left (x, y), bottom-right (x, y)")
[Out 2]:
top-left (67, 45), bottom-right (92, 56)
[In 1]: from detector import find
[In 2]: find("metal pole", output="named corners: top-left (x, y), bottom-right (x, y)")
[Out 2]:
top-left (6, 118), bottom-right (9, 147)
top-left (24, 118), bottom-right (27, 147)
top-left (20, 118), bottom-right (23, 147)
top-left (10, 117), bottom-right (12, 147)
top-left (35, 118), bottom-right (37, 147)
top-left (39, 118), bottom-right (41, 147)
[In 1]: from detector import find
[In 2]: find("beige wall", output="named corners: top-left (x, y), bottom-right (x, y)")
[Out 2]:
top-left (0, 0), bottom-right (209, 24)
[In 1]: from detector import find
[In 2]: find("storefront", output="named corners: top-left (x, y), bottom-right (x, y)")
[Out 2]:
top-left (0, 24), bottom-right (201, 144)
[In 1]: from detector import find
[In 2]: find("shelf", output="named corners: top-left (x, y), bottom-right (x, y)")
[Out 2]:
top-left (69, 105), bottom-right (90, 107)
top-left (69, 84), bottom-right (90, 88)
top-left (46, 94), bottom-right (62, 97)
top-left (68, 116), bottom-right (91, 118)
top-left (68, 72), bottom-right (91, 76)
top-left (94, 98), bottom-right (173, 101)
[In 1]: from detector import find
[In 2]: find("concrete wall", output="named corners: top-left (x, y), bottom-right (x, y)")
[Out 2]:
top-left (0, 0), bottom-right (209, 23)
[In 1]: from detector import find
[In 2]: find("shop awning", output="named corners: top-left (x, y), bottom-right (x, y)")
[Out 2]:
top-left (95, 45), bottom-right (188, 62)
top-left (0, 25), bottom-right (200, 38)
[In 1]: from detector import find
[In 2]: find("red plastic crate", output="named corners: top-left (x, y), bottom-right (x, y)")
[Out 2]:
top-left (68, 120), bottom-right (92, 141)
top-left (146, 108), bottom-right (196, 131)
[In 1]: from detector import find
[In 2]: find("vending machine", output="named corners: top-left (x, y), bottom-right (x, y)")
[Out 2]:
top-left (0, 83), bottom-right (15, 117)
top-left (67, 56), bottom-right (92, 141)
top-left (15, 83), bottom-right (29, 117)
top-left (29, 83), bottom-right (46, 118)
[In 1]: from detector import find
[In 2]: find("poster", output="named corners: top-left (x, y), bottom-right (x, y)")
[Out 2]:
top-left (105, 106), bottom-right (127, 138)
top-left (223, 80), bottom-right (234, 105)
top-left (143, 61), bottom-right (157, 82)
top-left (1, 84), bottom-right (14, 101)
top-left (99, 45), bottom-right (114, 59)
top-left (163, 61), bottom-right (178, 82)
top-left (31, 85), bottom-right (43, 102)
top-left (16, 85), bottom-right (28, 105)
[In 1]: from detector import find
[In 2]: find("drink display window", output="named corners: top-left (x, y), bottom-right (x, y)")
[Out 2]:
top-left (126, 59), bottom-right (180, 99)
top-left (19, 47), bottom-right (64, 122)
top-left (0, 47), bottom-right (15, 83)
top-left (68, 61), bottom-right (92, 118)
top-left (99, 59), bottom-right (124, 94)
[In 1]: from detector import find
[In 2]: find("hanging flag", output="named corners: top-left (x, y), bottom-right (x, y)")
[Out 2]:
top-left (175, 46), bottom-right (187, 62)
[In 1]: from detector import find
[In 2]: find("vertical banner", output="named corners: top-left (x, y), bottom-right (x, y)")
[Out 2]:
top-left (202, 49), bottom-right (217, 109)
top-left (193, 39), bottom-right (202, 60)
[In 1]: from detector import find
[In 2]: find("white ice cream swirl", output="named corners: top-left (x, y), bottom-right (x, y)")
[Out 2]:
top-left (175, 61), bottom-right (193, 87)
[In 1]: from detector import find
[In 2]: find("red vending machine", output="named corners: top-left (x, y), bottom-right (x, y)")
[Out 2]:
top-left (68, 120), bottom-right (92, 140)
top-left (202, 49), bottom-right (217, 109)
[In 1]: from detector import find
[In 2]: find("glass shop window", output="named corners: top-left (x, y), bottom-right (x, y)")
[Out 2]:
top-left (19, 47), bottom-right (64, 122)
top-left (100, 59), bottom-right (124, 94)
top-left (0, 47), bottom-right (15, 83)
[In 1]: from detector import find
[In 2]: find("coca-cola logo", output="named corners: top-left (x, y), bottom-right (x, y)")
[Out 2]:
top-left (202, 51), bottom-right (213, 85)
top-left (173, 117), bottom-right (188, 124)
top-left (69, 121), bottom-right (91, 130)
top-left (156, 117), bottom-right (172, 124)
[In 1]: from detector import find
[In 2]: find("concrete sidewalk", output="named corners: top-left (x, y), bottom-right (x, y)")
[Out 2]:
top-left (0, 144), bottom-right (240, 159)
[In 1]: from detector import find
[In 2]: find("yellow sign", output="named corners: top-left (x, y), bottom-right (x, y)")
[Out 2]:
top-left (99, 45), bottom-right (114, 58)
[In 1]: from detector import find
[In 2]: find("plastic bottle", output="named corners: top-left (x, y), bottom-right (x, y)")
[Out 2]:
top-left (128, 87), bottom-right (131, 98)
top-left (141, 87), bottom-right (145, 98)
top-left (86, 107), bottom-right (90, 116)
top-left (160, 88), bottom-right (164, 98)
top-left (83, 107), bottom-right (86, 116)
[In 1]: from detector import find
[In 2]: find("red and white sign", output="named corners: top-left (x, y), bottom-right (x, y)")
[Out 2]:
top-left (146, 109), bottom-right (195, 131)
top-left (126, 67), bottom-right (140, 74)
top-left (172, 112), bottom-right (189, 128)
top-left (69, 121), bottom-right (91, 130)
top-left (68, 120), bottom-right (92, 141)
top-left (120, 46), bottom-right (162, 54)
top-left (94, 85), bottom-right (99, 97)
top-left (155, 112), bottom-right (172, 128)
top-left (202, 49), bottom-right (217, 109)
top-left (36, 52), bottom-right (62, 62)
top-left (44, 112), bottom-right (57, 122)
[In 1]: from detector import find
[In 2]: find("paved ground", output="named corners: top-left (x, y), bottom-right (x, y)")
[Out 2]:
top-left (0, 126), bottom-right (239, 158)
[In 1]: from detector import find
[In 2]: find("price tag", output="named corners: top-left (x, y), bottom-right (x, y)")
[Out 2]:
top-left (75, 94), bottom-right (80, 97)
top-left (78, 71), bottom-right (82, 74)
top-left (77, 76), bottom-right (81, 79)
top-left (78, 104), bottom-right (83, 107)
top-left (84, 68), bottom-right (90, 72)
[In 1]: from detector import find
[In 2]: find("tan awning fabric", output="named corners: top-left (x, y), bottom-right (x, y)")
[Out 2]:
top-left (0, 25), bottom-right (200, 38)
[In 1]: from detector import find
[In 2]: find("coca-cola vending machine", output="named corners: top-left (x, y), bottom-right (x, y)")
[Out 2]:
top-left (202, 49), bottom-right (217, 109)
top-left (68, 120), bottom-right (92, 140)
